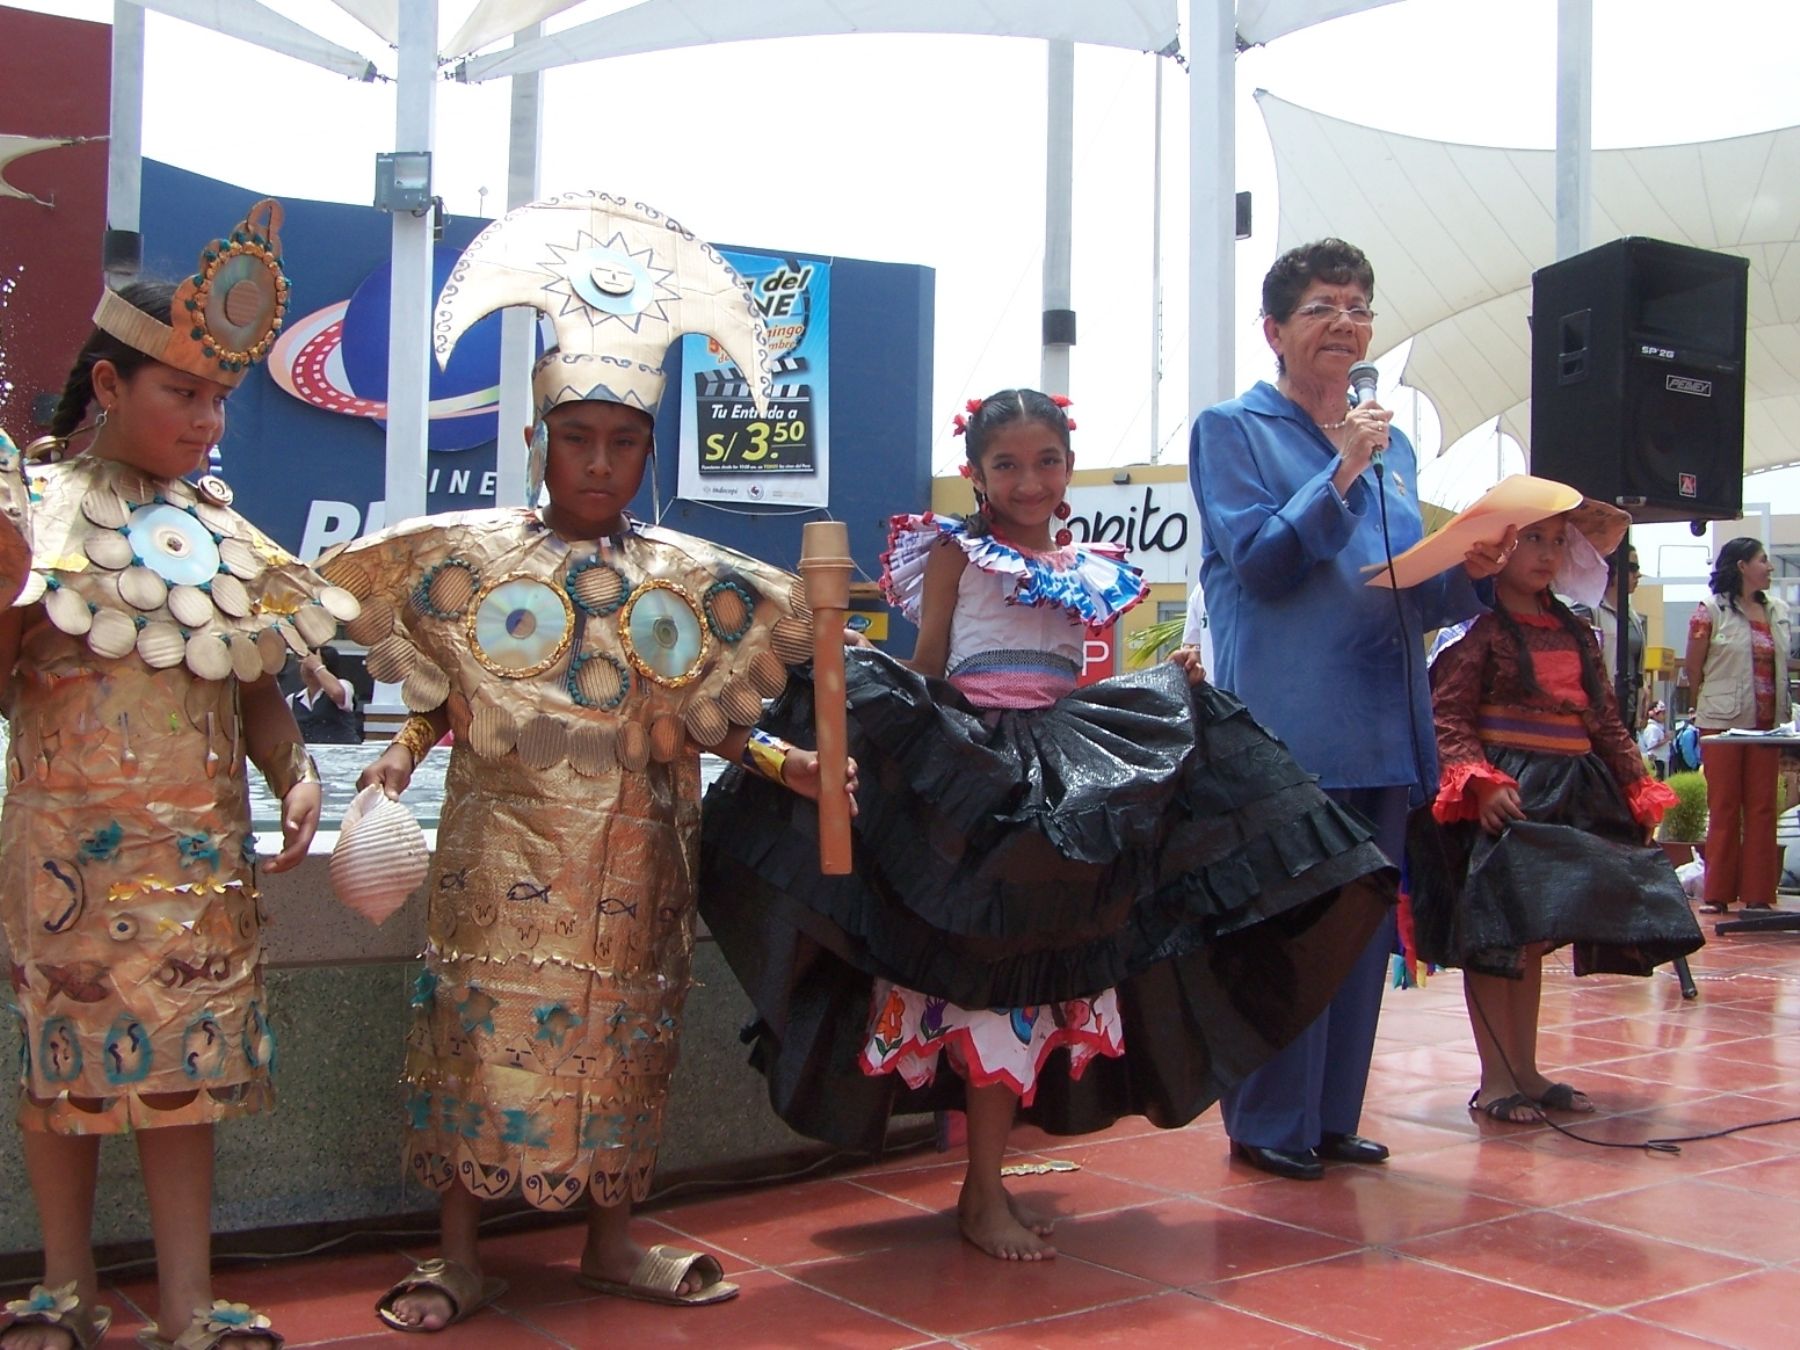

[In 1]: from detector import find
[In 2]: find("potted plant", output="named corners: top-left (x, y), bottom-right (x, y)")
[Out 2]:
top-left (1658, 769), bottom-right (1708, 866)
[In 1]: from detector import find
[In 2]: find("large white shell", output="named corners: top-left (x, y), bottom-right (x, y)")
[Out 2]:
top-left (330, 785), bottom-right (429, 926)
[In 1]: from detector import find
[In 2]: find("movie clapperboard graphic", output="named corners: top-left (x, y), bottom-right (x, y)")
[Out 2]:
top-left (694, 355), bottom-right (816, 475)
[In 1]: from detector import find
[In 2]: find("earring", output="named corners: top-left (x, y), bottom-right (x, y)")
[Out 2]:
top-left (1053, 499), bottom-right (1073, 548)
top-left (94, 407), bottom-right (109, 430)
top-left (1053, 501), bottom-right (1071, 520)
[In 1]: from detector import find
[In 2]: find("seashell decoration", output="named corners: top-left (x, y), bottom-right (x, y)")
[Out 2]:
top-left (330, 785), bottom-right (429, 926)
top-left (344, 595), bottom-right (395, 646)
top-left (256, 625), bottom-right (289, 674)
top-left (184, 631), bottom-right (234, 681)
top-left (365, 633), bottom-right (418, 683)
top-left (401, 660), bottom-right (451, 712)
top-left (83, 531), bottom-right (133, 570)
top-left (208, 572), bottom-right (252, 618)
top-left (45, 585), bottom-right (93, 636)
top-left (117, 565), bottom-right (169, 612)
top-left (720, 680), bottom-right (766, 726)
top-left (747, 649), bottom-right (789, 698)
top-left (566, 723), bottom-right (616, 777)
top-left (229, 632), bottom-right (265, 683)
top-left (167, 585), bottom-right (215, 628)
top-left (468, 701), bottom-right (518, 758)
top-left (86, 607), bottom-right (138, 660)
top-left (136, 621), bottom-right (188, 669)
top-left (683, 697), bottom-right (729, 748)
top-left (769, 615), bottom-right (813, 666)
top-left (292, 602), bottom-right (339, 648)
top-left (516, 714), bottom-right (568, 770)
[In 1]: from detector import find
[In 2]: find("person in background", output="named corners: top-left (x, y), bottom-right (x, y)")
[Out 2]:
top-left (1685, 537), bottom-right (1791, 914)
top-left (1189, 237), bottom-right (1508, 1182)
top-left (1578, 546), bottom-right (1648, 730)
top-left (1639, 701), bottom-right (1672, 779)
top-left (287, 646), bottom-right (362, 744)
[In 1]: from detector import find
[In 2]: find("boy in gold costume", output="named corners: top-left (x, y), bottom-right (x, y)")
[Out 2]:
top-left (334, 193), bottom-right (838, 1331)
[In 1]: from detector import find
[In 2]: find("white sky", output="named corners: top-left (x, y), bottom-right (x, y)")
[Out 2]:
top-left (12, 0), bottom-right (1800, 574)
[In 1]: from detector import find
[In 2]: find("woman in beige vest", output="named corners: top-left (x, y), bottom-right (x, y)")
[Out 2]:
top-left (1685, 538), bottom-right (1792, 913)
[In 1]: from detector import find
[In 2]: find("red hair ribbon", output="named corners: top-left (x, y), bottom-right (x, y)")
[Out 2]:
top-left (952, 414), bottom-right (969, 437)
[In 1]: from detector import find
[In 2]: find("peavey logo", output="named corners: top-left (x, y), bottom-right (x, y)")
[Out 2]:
top-left (1666, 374), bottom-right (1713, 397)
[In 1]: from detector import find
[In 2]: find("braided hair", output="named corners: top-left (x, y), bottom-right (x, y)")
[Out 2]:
top-left (959, 389), bottom-right (1072, 539)
top-left (1494, 589), bottom-right (1608, 708)
top-left (1708, 536), bottom-right (1767, 614)
top-left (46, 281), bottom-right (176, 440)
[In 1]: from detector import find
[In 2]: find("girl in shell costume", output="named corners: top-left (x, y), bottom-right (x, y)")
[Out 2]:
top-left (0, 202), bottom-right (350, 1350)
top-left (331, 194), bottom-right (827, 1331)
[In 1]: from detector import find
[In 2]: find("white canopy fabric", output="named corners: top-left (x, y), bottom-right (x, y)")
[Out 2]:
top-left (443, 0), bottom-right (587, 60)
top-left (0, 134), bottom-right (87, 205)
top-left (456, 0), bottom-right (1181, 82)
top-left (1258, 91), bottom-right (1800, 473)
top-left (324, 0), bottom-right (398, 48)
top-left (123, 0), bottom-right (377, 79)
top-left (1236, 0), bottom-right (1401, 46)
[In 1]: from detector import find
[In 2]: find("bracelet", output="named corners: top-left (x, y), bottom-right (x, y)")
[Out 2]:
top-left (392, 715), bottom-right (438, 767)
top-left (741, 728), bottom-right (794, 785)
top-left (264, 741), bottom-right (321, 800)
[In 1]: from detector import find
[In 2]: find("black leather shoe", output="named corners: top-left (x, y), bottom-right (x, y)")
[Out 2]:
top-left (1230, 1140), bottom-right (1324, 1181)
top-left (1317, 1132), bottom-right (1390, 1164)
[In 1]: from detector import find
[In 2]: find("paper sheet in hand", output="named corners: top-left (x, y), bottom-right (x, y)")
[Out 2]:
top-left (1364, 475), bottom-right (1580, 590)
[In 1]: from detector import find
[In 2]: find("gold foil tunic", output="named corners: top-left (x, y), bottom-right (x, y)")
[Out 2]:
top-left (321, 510), bottom-right (797, 1208)
top-left (1, 454), bottom-right (358, 1135)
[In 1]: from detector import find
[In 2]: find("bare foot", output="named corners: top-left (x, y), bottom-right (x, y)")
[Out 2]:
top-left (1006, 1193), bottom-right (1056, 1238)
top-left (385, 1285), bottom-right (456, 1332)
top-left (959, 1187), bottom-right (1054, 1261)
top-left (1, 1322), bottom-right (81, 1350)
top-left (580, 1238), bottom-right (707, 1297)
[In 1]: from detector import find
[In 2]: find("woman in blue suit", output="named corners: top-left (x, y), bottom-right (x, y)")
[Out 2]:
top-left (1190, 238), bottom-right (1508, 1180)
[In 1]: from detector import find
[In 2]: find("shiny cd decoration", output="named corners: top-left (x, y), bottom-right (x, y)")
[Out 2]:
top-left (620, 580), bottom-right (710, 687)
top-left (125, 504), bottom-right (220, 586)
top-left (468, 576), bottom-right (573, 678)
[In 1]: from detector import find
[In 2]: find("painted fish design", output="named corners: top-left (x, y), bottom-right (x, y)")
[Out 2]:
top-left (37, 961), bottom-right (110, 1003)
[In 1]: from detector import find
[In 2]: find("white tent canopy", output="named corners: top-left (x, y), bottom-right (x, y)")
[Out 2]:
top-left (1236, 0), bottom-right (1400, 47)
top-left (1258, 90), bottom-right (1800, 472)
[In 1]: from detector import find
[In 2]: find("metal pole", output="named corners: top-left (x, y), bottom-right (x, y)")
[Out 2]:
top-left (1555, 0), bottom-right (1593, 261)
top-left (495, 22), bottom-right (543, 509)
top-left (1188, 0), bottom-right (1236, 416)
top-left (105, 0), bottom-right (144, 288)
top-left (1149, 55), bottom-right (1165, 462)
top-left (1041, 39), bottom-right (1074, 394)
top-left (383, 0), bottom-right (437, 529)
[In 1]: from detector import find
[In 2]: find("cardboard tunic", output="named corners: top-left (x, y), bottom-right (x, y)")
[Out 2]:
top-left (322, 509), bottom-right (801, 1208)
top-left (1, 448), bottom-right (358, 1134)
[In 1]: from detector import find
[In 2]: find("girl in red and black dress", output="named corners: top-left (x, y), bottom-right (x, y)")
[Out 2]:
top-left (1408, 506), bottom-right (1703, 1125)
top-left (1685, 537), bottom-right (1792, 914)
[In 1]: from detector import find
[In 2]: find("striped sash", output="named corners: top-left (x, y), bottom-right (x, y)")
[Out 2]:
top-left (1475, 704), bottom-right (1591, 755)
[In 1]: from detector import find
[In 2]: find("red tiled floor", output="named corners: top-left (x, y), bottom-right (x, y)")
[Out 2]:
top-left (48, 940), bottom-right (1800, 1348)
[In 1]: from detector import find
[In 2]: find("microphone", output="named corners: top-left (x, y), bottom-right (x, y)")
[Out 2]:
top-left (1347, 361), bottom-right (1383, 468)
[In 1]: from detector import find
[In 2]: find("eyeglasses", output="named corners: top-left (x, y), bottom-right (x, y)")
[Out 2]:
top-left (1291, 303), bottom-right (1376, 326)
top-left (1627, 562), bottom-right (1641, 573)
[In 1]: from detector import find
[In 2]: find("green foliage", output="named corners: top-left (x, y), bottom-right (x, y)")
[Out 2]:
top-left (1658, 770), bottom-right (1709, 843)
top-left (1125, 616), bottom-right (1188, 670)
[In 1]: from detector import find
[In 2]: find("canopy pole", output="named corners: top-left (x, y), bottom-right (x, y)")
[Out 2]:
top-left (1554, 0), bottom-right (1592, 260)
top-left (1149, 54), bottom-right (1165, 462)
top-left (1042, 39), bottom-right (1075, 394)
top-left (1188, 0), bottom-right (1236, 418)
top-left (495, 21), bottom-right (543, 509)
top-left (105, 0), bottom-right (144, 288)
top-left (383, 0), bottom-right (437, 528)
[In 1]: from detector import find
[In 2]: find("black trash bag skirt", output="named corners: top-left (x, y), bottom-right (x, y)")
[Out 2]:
top-left (698, 649), bottom-right (1397, 1154)
top-left (1406, 746), bottom-right (1704, 980)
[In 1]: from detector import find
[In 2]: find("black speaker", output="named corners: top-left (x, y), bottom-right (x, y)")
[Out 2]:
top-left (1529, 237), bottom-right (1748, 524)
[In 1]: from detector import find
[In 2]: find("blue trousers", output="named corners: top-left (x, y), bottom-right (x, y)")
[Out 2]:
top-left (1219, 784), bottom-right (1409, 1153)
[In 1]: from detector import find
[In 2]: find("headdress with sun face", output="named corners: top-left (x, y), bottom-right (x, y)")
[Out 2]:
top-left (433, 191), bottom-right (773, 500)
top-left (92, 198), bottom-right (289, 387)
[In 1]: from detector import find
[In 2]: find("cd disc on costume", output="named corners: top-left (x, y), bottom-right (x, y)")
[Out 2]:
top-left (83, 531), bottom-right (133, 570)
top-left (649, 715), bottom-right (683, 763)
top-left (617, 720), bottom-right (650, 772)
top-left (86, 608), bottom-right (137, 660)
top-left (366, 634), bottom-right (418, 683)
top-left (209, 572), bottom-right (251, 619)
top-left (218, 537), bottom-right (265, 581)
top-left (167, 585), bottom-right (214, 628)
top-left (770, 615), bottom-right (813, 666)
top-left (622, 583), bottom-right (707, 685)
top-left (229, 632), bottom-right (265, 683)
top-left (468, 702), bottom-right (517, 758)
top-left (470, 577), bottom-right (572, 677)
top-left (683, 698), bottom-right (729, 748)
top-left (345, 595), bottom-right (395, 646)
top-left (319, 586), bottom-right (361, 623)
top-left (401, 660), bottom-right (451, 712)
top-left (118, 565), bottom-right (169, 611)
top-left (126, 504), bottom-right (220, 586)
top-left (567, 723), bottom-right (616, 777)
top-left (80, 486), bottom-right (131, 530)
top-left (45, 585), bottom-right (93, 636)
top-left (185, 631), bottom-right (233, 681)
top-left (137, 621), bottom-right (187, 669)
top-left (293, 602), bottom-right (338, 648)
top-left (517, 715), bottom-right (567, 769)
top-left (747, 650), bottom-right (789, 698)
top-left (330, 785), bottom-right (429, 927)
top-left (721, 680), bottom-right (766, 726)
top-left (256, 624), bottom-right (288, 674)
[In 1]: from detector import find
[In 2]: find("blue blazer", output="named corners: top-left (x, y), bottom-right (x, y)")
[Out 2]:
top-left (1190, 381), bottom-right (1486, 796)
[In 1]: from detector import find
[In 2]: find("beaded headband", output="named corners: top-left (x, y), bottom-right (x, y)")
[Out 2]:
top-left (92, 198), bottom-right (290, 388)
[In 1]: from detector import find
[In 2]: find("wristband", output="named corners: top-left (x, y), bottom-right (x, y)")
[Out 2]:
top-left (392, 715), bottom-right (438, 767)
top-left (741, 728), bottom-right (794, 785)
top-left (264, 741), bottom-right (321, 800)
